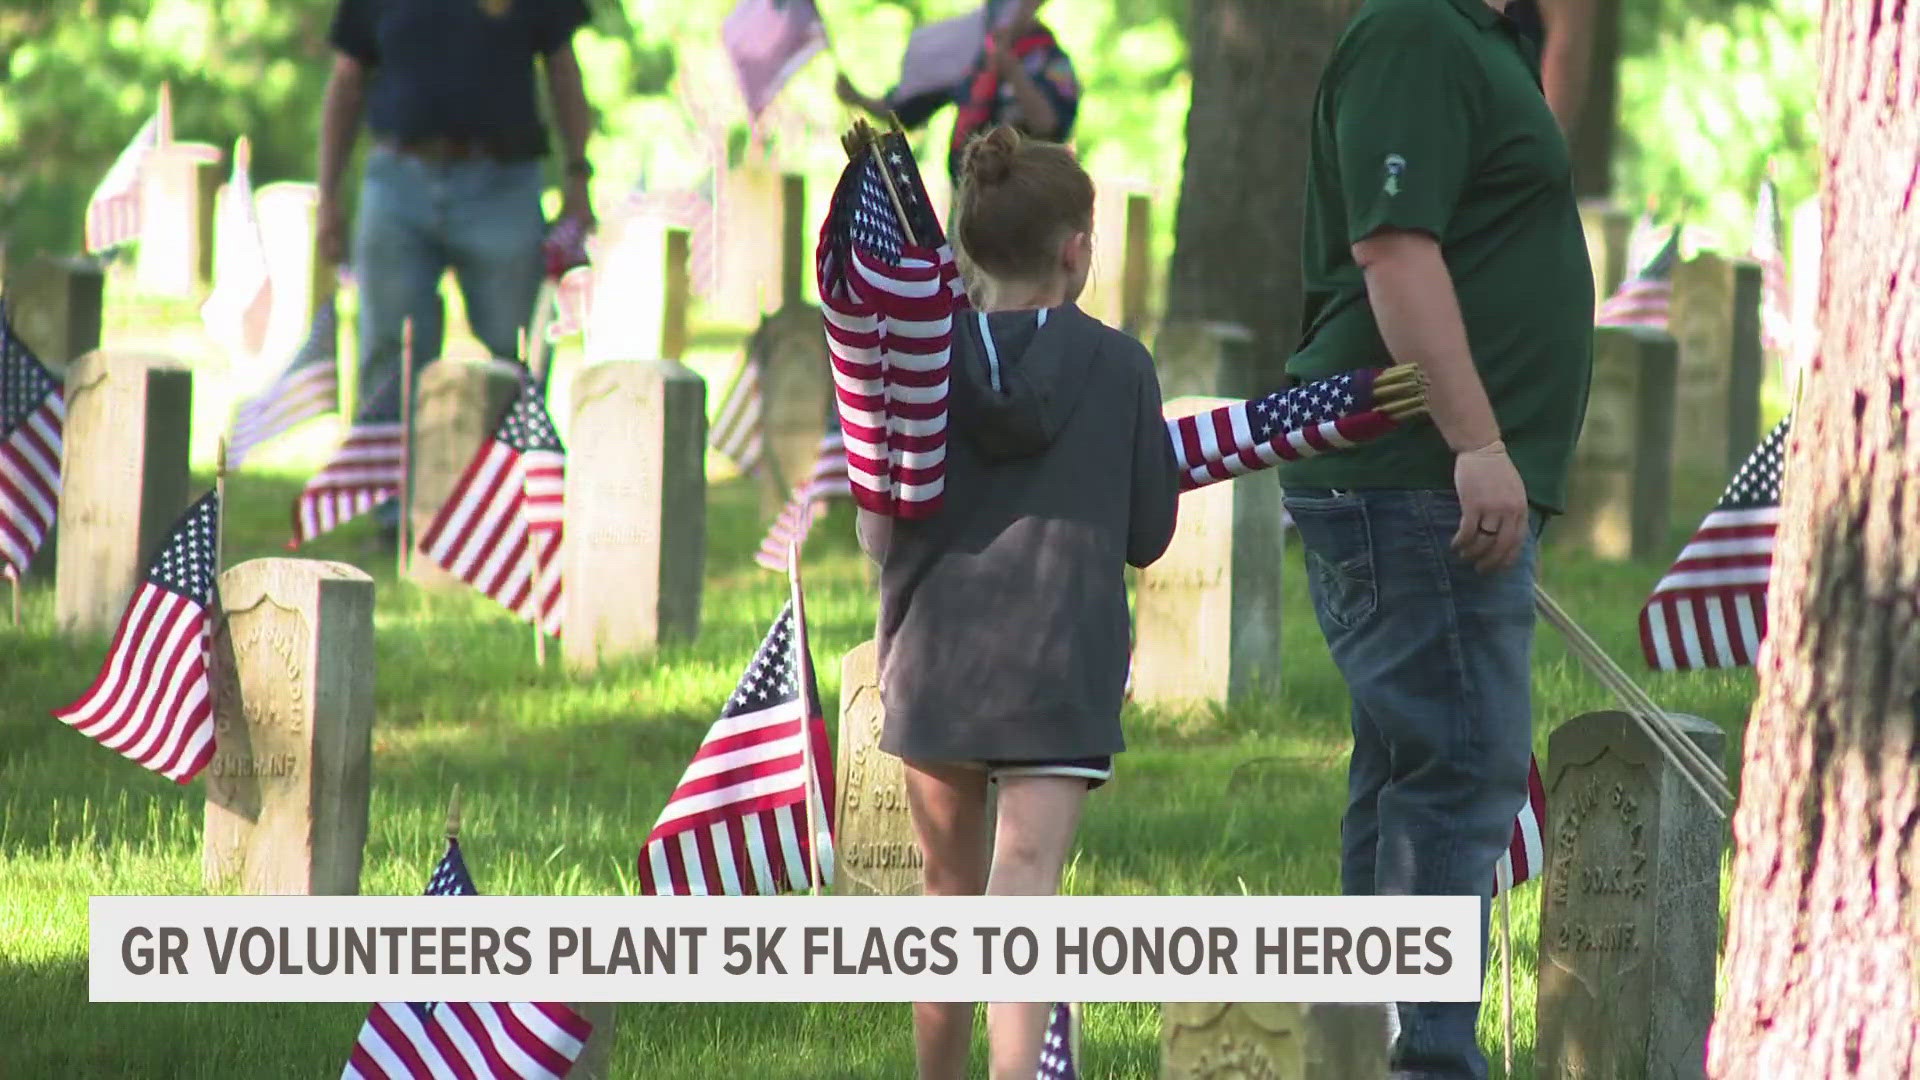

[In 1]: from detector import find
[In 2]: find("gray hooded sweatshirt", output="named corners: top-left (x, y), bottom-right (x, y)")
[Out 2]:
top-left (858, 302), bottom-right (1180, 766)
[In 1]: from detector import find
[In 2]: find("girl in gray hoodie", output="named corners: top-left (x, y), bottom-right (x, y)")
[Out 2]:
top-left (856, 125), bottom-right (1180, 1080)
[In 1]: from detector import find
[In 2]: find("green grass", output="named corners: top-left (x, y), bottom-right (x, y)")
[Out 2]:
top-left (1, 296), bottom-right (1763, 1078)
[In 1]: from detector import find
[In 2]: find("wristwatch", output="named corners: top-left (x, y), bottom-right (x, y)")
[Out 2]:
top-left (565, 158), bottom-right (593, 180)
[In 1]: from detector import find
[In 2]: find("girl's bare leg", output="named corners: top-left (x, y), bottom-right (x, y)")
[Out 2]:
top-left (904, 760), bottom-right (992, 1080)
top-left (983, 775), bottom-right (1087, 1080)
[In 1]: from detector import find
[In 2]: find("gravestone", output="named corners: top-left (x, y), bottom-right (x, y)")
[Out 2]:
top-left (1082, 177), bottom-right (1148, 329)
top-left (713, 161), bottom-right (785, 327)
top-left (135, 142), bottom-right (223, 298)
top-left (1122, 193), bottom-right (1154, 336)
top-left (54, 352), bottom-right (192, 635)
top-left (833, 640), bottom-right (924, 896)
top-left (1161, 1002), bottom-right (1391, 1079)
top-left (583, 214), bottom-right (668, 367)
top-left (662, 229), bottom-right (691, 363)
top-left (405, 358), bottom-right (526, 591)
top-left (1132, 396), bottom-right (1285, 709)
top-left (5, 256), bottom-right (104, 579)
top-left (204, 558), bottom-right (376, 895)
top-left (1534, 710), bottom-right (1727, 1080)
top-left (750, 305), bottom-right (834, 504)
top-left (1667, 254), bottom-right (1765, 480)
top-left (1558, 326), bottom-right (1677, 561)
top-left (254, 181), bottom-right (325, 365)
top-left (1153, 321), bottom-right (1258, 402)
top-left (562, 359), bottom-right (706, 668)
top-left (1579, 201), bottom-right (1634, 305)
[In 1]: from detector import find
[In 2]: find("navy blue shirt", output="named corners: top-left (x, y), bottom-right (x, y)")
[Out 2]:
top-left (329, 0), bottom-right (588, 148)
top-left (886, 35), bottom-right (1081, 182)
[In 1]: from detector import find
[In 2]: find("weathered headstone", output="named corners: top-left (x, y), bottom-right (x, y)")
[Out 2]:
top-left (204, 558), bottom-right (375, 895)
top-left (1162, 1002), bottom-right (1391, 1079)
top-left (661, 229), bottom-right (691, 363)
top-left (1558, 326), bottom-right (1677, 561)
top-left (562, 359), bottom-right (706, 668)
top-left (254, 181), bottom-right (325, 365)
top-left (1534, 710), bottom-right (1727, 1080)
top-left (1083, 177), bottom-right (1147, 329)
top-left (1121, 193), bottom-right (1154, 337)
top-left (135, 142), bottom-right (223, 298)
top-left (405, 358), bottom-right (526, 591)
top-left (713, 161), bottom-right (785, 327)
top-left (1153, 320), bottom-right (1258, 402)
top-left (583, 214), bottom-right (668, 367)
top-left (1132, 396), bottom-right (1284, 709)
top-left (1579, 200), bottom-right (1635, 305)
top-left (833, 640), bottom-right (924, 896)
top-left (781, 173), bottom-right (806, 309)
top-left (5, 255), bottom-right (104, 579)
top-left (750, 304), bottom-right (834, 503)
top-left (54, 352), bottom-right (192, 635)
top-left (1667, 253), bottom-right (1765, 480)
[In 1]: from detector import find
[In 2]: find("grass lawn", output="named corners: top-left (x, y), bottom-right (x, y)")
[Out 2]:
top-left (0, 295), bottom-right (1763, 1078)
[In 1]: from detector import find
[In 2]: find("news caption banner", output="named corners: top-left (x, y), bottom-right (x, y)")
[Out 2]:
top-left (94, 896), bottom-right (1479, 1004)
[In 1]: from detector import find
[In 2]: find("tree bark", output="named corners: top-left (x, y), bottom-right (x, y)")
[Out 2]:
top-left (1707, 4), bottom-right (1920, 1077)
top-left (1162, 0), bottom-right (1361, 389)
top-left (1557, 0), bottom-right (1619, 199)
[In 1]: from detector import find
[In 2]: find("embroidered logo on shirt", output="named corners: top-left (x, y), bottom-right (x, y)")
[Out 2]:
top-left (1383, 154), bottom-right (1406, 197)
top-left (477, 0), bottom-right (511, 17)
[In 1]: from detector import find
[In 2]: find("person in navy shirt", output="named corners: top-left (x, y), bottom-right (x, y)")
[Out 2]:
top-left (836, 0), bottom-right (1081, 183)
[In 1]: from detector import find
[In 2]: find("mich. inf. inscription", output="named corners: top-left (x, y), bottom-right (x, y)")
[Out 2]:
top-left (1546, 761), bottom-right (1649, 955)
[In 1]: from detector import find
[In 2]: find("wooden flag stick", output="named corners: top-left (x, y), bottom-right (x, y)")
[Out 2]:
top-left (397, 318), bottom-right (417, 579)
top-left (848, 119), bottom-right (918, 248)
top-left (790, 540), bottom-right (823, 898)
top-left (9, 570), bottom-right (18, 627)
top-left (446, 783), bottom-right (463, 841)
top-left (1500, 884), bottom-right (1514, 1078)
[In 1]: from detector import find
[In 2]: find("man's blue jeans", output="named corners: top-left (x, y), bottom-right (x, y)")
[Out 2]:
top-left (1281, 487), bottom-right (1540, 1080)
top-left (352, 146), bottom-right (545, 528)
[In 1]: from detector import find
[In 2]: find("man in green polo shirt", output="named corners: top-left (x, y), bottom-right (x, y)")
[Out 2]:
top-left (1277, 1), bottom-right (1592, 1076)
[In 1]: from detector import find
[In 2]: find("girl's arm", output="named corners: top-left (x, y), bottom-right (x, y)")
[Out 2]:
top-left (1126, 363), bottom-right (1180, 568)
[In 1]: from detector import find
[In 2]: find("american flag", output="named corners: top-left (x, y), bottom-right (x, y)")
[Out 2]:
top-left (637, 590), bottom-right (835, 895)
top-left (289, 374), bottom-right (403, 547)
top-left (51, 490), bottom-right (219, 784)
top-left (1752, 174), bottom-right (1793, 358)
top-left (1595, 225), bottom-right (1680, 330)
top-left (818, 128), bottom-right (965, 520)
top-left (1638, 416), bottom-right (1789, 671)
top-left (1166, 369), bottom-right (1412, 491)
top-left (1036, 1002), bottom-right (1078, 1079)
top-left (341, 837), bottom-right (593, 1080)
top-left (417, 377), bottom-right (565, 636)
top-left (201, 136), bottom-right (274, 358)
top-left (1492, 754), bottom-right (1547, 896)
top-left (722, 0), bottom-right (828, 118)
top-left (84, 88), bottom-right (170, 255)
top-left (708, 352), bottom-right (766, 475)
top-left (227, 297), bottom-right (340, 468)
top-left (0, 301), bottom-right (65, 581)
top-left (754, 426), bottom-right (849, 572)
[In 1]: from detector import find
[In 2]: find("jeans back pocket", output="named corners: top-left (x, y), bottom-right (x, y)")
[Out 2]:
top-left (1284, 494), bottom-right (1378, 632)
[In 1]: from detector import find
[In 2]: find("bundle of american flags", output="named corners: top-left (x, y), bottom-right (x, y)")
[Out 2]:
top-left (1165, 366), bottom-right (1429, 491)
top-left (52, 490), bottom-right (220, 784)
top-left (637, 576), bottom-right (834, 896)
top-left (340, 836), bottom-right (593, 1080)
top-left (1638, 415), bottom-right (1789, 671)
top-left (84, 85), bottom-right (171, 255)
top-left (754, 423), bottom-right (850, 572)
top-left (818, 120), bottom-right (964, 520)
top-left (1595, 225), bottom-right (1680, 330)
top-left (1, 301), bottom-right (65, 582)
top-left (227, 297), bottom-right (340, 468)
top-left (417, 376), bottom-right (565, 636)
top-left (1036, 1002), bottom-right (1079, 1079)
top-left (289, 373), bottom-right (403, 548)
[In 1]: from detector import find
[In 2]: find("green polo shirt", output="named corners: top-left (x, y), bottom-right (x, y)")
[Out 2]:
top-left (1277, 0), bottom-right (1595, 513)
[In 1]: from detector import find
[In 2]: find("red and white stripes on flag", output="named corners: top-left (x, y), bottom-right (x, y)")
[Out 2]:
top-left (289, 377), bottom-right (403, 547)
top-left (1639, 416), bottom-right (1788, 671)
top-left (416, 379), bottom-right (565, 636)
top-left (638, 590), bottom-right (835, 896)
top-left (1165, 369), bottom-right (1408, 492)
top-left (84, 87), bottom-right (171, 255)
top-left (0, 305), bottom-right (65, 579)
top-left (228, 297), bottom-right (340, 468)
top-left (342, 1002), bottom-right (591, 1080)
top-left (1752, 174), bottom-right (1794, 358)
top-left (818, 129), bottom-right (963, 520)
top-left (709, 353), bottom-right (766, 475)
top-left (52, 491), bottom-right (220, 784)
top-left (1493, 755), bottom-right (1547, 896)
top-left (1596, 225), bottom-right (1680, 330)
top-left (754, 428), bottom-right (850, 572)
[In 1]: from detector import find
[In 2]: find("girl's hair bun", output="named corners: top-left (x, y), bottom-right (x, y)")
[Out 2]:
top-left (962, 125), bottom-right (1021, 187)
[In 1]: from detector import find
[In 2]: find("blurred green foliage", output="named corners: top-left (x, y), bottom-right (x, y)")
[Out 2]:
top-left (0, 0), bottom-right (1820, 268)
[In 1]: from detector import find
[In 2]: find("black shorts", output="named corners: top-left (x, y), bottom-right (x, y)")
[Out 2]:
top-left (967, 757), bottom-right (1113, 790)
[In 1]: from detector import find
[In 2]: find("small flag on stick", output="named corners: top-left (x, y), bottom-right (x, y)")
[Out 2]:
top-left (289, 374), bottom-right (404, 548)
top-left (754, 425), bottom-right (849, 573)
top-left (0, 301), bottom-right (65, 581)
top-left (228, 298), bottom-right (341, 468)
top-left (1596, 226), bottom-right (1680, 330)
top-left (1166, 367), bottom-right (1429, 491)
top-left (84, 86), bottom-right (171, 255)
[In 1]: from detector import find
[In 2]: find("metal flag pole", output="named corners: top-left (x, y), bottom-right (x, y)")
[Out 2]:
top-left (397, 318), bottom-right (417, 580)
top-left (789, 539), bottom-right (823, 898)
top-left (516, 327), bottom-right (548, 669)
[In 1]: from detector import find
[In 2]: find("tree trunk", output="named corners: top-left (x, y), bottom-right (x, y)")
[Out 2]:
top-left (1163, 0), bottom-right (1361, 389)
top-left (1559, 0), bottom-right (1619, 199)
top-left (1707, 5), bottom-right (1920, 1077)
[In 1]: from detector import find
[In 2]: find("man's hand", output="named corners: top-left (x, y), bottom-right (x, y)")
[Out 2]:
top-left (561, 176), bottom-right (595, 232)
top-left (835, 74), bottom-right (883, 116)
top-left (317, 195), bottom-right (348, 266)
top-left (1451, 441), bottom-right (1529, 572)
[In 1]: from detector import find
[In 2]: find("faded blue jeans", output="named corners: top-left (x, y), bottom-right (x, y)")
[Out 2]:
top-left (1281, 486), bottom-right (1541, 1080)
top-left (352, 146), bottom-right (545, 527)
